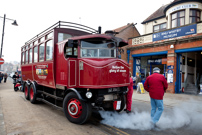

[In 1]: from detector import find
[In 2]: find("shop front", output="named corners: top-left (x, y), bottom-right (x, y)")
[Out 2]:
top-left (176, 47), bottom-right (202, 94)
top-left (127, 22), bottom-right (202, 94)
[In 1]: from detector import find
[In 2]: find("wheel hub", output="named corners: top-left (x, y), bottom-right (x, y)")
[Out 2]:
top-left (67, 99), bottom-right (82, 118)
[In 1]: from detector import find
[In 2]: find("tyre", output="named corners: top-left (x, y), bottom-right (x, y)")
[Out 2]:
top-left (14, 86), bottom-right (18, 92)
top-left (63, 92), bottom-right (92, 124)
top-left (24, 83), bottom-right (29, 100)
top-left (29, 84), bottom-right (37, 104)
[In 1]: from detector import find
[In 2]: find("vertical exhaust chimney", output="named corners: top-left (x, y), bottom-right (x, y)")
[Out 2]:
top-left (98, 26), bottom-right (101, 34)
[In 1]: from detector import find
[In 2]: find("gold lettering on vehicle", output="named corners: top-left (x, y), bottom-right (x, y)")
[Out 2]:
top-left (109, 66), bottom-right (126, 73)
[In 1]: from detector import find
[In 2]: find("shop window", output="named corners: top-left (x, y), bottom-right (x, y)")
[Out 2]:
top-left (153, 23), bottom-right (166, 32)
top-left (34, 46), bottom-right (38, 63)
top-left (190, 9), bottom-right (201, 23)
top-left (39, 43), bottom-right (45, 62)
top-left (187, 57), bottom-right (195, 67)
top-left (29, 48), bottom-right (32, 63)
top-left (171, 10), bottom-right (185, 28)
top-left (46, 40), bottom-right (53, 61)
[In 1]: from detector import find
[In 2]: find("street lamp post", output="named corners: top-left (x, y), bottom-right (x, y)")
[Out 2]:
top-left (0, 14), bottom-right (18, 58)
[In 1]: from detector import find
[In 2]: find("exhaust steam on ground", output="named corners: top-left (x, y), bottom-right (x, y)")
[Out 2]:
top-left (99, 100), bottom-right (202, 131)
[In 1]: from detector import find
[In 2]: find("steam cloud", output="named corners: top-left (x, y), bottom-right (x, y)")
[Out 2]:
top-left (99, 100), bottom-right (202, 131)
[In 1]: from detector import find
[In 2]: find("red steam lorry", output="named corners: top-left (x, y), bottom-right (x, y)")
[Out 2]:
top-left (21, 21), bottom-right (129, 124)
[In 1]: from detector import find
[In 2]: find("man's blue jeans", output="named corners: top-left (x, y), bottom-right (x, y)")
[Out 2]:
top-left (150, 98), bottom-right (164, 124)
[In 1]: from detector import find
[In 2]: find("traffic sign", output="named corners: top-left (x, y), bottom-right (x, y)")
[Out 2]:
top-left (0, 58), bottom-right (4, 65)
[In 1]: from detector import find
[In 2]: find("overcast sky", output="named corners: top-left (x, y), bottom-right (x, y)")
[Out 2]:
top-left (0, 0), bottom-right (173, 63)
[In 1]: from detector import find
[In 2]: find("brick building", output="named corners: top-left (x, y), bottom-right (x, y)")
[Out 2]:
top-left (127, 0), bottom-right (202, 94)
top-left (113, 23), bottom-right (140, 62)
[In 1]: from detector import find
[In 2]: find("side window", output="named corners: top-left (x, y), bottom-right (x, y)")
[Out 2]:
top-left (39, 43), bottom-right (45, 62)
top-left (21, 52), bottom-right (24, 64)
top-left (34, 46), bottom-right (38, 63)
top-left (46, 40), bottom-right (53, 61)
top-left (25, 51), bottom-right (28, 64)
top-left (64, 41), bottom-right (77, 58)
top-left (29, 48), bottom-right (32, 63)
top-left (58, 33), bottom-right (72, 42)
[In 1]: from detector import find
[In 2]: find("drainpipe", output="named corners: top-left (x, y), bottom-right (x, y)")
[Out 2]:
top-left (127, 50), bottom-right (130, 64)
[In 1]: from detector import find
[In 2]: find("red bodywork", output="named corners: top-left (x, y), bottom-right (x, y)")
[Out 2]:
top-left (21, 32), bottom-right (129, 90)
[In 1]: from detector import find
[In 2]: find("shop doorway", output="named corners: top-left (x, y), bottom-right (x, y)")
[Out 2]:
top-left (133, 55), bottom-right (167, 85)
top-left (176, 51), bottom-right (202, 94)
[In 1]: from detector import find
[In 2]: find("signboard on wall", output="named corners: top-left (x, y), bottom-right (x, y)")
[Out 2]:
top-left (167, 69), bottom-right (173, 83)
top-left (153, 24), bottom-right (197, 42)
top-left (147, 58), bottom-right (167, 65)
top-left (168, 4), bottom-right (198, 14)
top-left (167, 65), bottom-right (174, 69)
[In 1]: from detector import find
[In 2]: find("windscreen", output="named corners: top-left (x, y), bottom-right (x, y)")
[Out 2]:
top-left (81, 41), bottom-right (116, 58)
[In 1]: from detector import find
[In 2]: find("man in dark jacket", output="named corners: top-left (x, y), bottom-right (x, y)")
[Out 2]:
top-left (144, 67), bottom-right (168, 128)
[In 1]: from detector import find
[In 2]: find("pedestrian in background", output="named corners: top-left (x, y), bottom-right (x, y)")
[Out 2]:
top-left (135, 72), bottom-right (141, 93)
top-left (4, 73), bottom-right (8, 83)
top-left (12, 72), bottom-right (19, 89)
top-left (143, 67), bottom-right (168, 128)
top-left (125, 72), bottom-right (134, 113)
top-left (0, 72), bottom-right (3, 83)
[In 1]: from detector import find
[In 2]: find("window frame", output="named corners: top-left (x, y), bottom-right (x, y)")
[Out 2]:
top-left (29, 48), bottom-right (33, 63)
top-left (171, 10), bottom-right (185, 28)
top-left (25, 50), bottom-right (28, 64)
top-left (80, 41), bottom-right (116, 58)
top-left (33, 46), bottom-right (38, 63)
top-left (39, 43), bottom-right (45, 62)
top-left (21, 52), bottom-right (24, 65)
top-left (153, 22), bottom-right (167, 33)
top-left (45, 40), bottom-right (53, 61)
top-left (189, 9), bottom-right (201, 24)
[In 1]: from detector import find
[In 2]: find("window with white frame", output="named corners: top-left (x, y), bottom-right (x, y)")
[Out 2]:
top-left (153, 23), bottom-right (166, 32)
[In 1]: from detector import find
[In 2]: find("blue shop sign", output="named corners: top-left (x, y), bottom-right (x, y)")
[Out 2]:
top-left (153, 24), bottom-right (197, 41)
top-left (168, 69), bottom-right (173, 74)
top-left (167, 65), bottom-right (174, 69)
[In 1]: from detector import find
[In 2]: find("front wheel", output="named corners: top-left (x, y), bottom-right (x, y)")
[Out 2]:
top-left (63, 92), bottom-right (92, 124)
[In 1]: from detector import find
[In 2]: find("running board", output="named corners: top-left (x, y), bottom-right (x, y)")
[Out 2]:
top-left (37, 90), bottom-right (63, 101)
top-left (37, 98), bottom-right (63, 111)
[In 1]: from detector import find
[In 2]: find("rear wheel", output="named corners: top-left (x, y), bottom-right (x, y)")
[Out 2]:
top-left (29, 84), bottom-right (37, 104)
top-left (24, 83), bottom-right (29, 100)
top-left (63, 92), bottom-right (92, 124)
